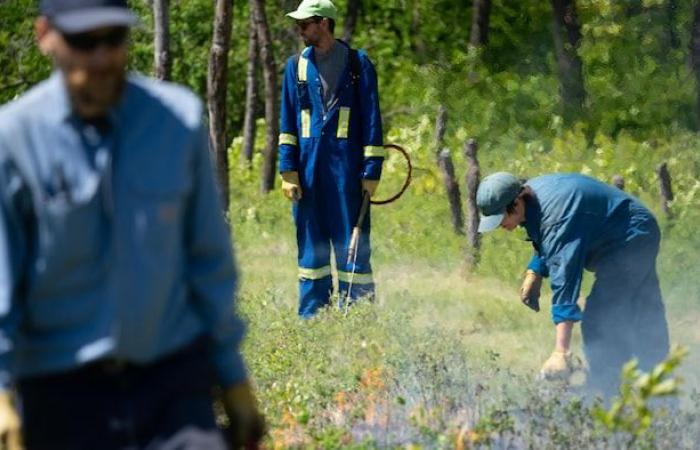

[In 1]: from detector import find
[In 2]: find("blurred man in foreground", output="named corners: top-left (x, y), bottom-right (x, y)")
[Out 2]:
top-left (477, 172), bottom-right (669, 397)
top-left (0, 0), bottom-right (263, 448)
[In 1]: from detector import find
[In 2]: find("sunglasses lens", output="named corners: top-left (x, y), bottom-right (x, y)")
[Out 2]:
top-left (63, 33), bottom-right (96, 51)
top-left (296, 17), bottom-right (321, 30)
top-left (63, 27), bottom-right (128, 51)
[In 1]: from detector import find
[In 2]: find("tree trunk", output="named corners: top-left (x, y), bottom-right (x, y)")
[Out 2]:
top-left (463, 139), bottom-right (481, 271)
top-left (251, 0), bottom-right (279, 194)
top-left (691, 1), bottom-right (700, 129)
top-left (153, 0), bottom-right (171, 80)
top-left (434, 105), bottom-right (464, 233)
top-left (656, 162), bottom-right (674, 218)
top-left (207, 0), bottom-right (234, 210)
top-left (438, 150), bottom-right (464, 235)
top-left (434, 103), bottom-right (448, 160)
top-left (469, 0), bottom-right (492, 48)
top-left (550, 0), bottom-right (585, 122)
top-left (343, 0), bottom-right (361, 44)
top-left (241, 9), bottom-right (259, 167)
top-left (409, 0), bottom-right (427, 63)
top-left (667, 0), bottom-right (680, 49)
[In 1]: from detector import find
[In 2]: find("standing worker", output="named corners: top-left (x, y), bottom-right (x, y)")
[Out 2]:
top-left (476, 172), bottom-right (670, 397)
top-left (0, 1), bottom-right (264, 448)
top-left (278, 0), bottom-right (386, 318)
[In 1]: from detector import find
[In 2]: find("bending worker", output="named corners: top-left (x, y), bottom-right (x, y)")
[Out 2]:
top-left (477, 172), bottom-right (670, 397)
top-left (279, 0), bottom-right (386, 318)
top-left (0, 1), bottom-right (263, 448)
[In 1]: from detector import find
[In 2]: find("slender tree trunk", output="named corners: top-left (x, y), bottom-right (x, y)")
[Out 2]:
top-left (667, 0), bottom-right (680, 49)
top-left (241, 9), bottom-right (259, 167)
top-left (550, 0), bottom-right (585, 122)
top-left (153, 0), bottom-right (171, 80)
top-left (434, 104), bottom-right (463, 234)
top-left (207, 0), bottom-right (234, 210)
top-left (656, 162), bottom-right (674, 218)
top-left (343, 0), bottom-right (361, 44)
top-left (409, 0), bottom-right (427, 63)
top-left (469, 0), bottom-right (492, 47)
top-left (691, 1), bottom-right (700, 129)
top-left (463, 139), bottom-right (481, 271)
top-left (439, 150), bottom-right (464, 235)
top-left (251, 0), bottom-right (279, 194)
top-left (434, 104), bottom-right (448, 160)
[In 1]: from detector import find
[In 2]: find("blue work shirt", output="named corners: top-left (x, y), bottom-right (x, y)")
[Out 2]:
top-left (0, 73), bottom-right (246, 389)
top-left (278, 41), bottom-right (385, 187)
top-left (522, 174), bottom-right (658, 325)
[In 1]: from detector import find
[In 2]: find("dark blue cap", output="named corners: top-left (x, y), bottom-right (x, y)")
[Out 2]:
top-left (476, 172), bottom-right (522, 232)
top-left (40, 0), bottom-right (138, 34)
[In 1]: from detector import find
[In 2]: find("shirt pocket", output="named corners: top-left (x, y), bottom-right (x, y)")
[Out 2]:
top-left (127, 175), bottom-right (189, 267)
top-left (32, 170), bottom-right (109, 299)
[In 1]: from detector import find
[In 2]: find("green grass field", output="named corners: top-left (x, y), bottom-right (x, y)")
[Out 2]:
top-left (229, 164), bottom-right (700, 448)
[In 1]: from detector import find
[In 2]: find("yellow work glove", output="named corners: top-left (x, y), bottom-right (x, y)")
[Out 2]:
top-left (362, 179), bottom-right (380, 197)
top-left (539, 350), bottom-right (573, 381)
top-left (0, 392), bottom-right (22, 450)
top-left (280, 171), bottom-right (302, 201)
top-left (520, 269), bottom-right (543, 312)
top-left (221, 381), bottom-right (265, 450)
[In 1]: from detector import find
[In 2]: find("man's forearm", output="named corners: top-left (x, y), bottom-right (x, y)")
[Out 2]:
top-left (554, 321), bottom-right (574, 353)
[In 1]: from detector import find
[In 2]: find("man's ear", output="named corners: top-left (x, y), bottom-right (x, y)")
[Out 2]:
top-left (35, 16), bottom-right (57, 56)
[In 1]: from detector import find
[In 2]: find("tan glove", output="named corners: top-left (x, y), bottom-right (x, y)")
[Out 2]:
top-left (0, 392), bottom-right (22, 450)
top-left (280, 171), bottom-right (302, 201)
top-left (520, 269), bottom-right (543, 312)
top-left (362, 179), bottom-right (380, 197)
top-left (221, 381), bottom-right (265, 450)
top-left (539, 350), bottom-right (573, 381)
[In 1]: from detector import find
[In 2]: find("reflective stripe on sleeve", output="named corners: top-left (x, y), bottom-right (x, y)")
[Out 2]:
top-left (298, 265), bottom-right (332, 280)
top-left (337, 107), bottom-right (350, 139)
top-left (279, 133), bottom-right (298, 146)
top-left (298, 56), bottom-right (308, 82)
top-left (301, 110), bottom-right (311, 138)
top-left (363, 145), bottom-right (387, 158)
top-left (337, 271), bottom-right (374, 285)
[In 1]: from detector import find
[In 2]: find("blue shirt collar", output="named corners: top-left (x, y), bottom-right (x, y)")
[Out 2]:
top-left (47, 70), bottom-right (130, 128)
top-left (522, 195), bottom-right (542, 243)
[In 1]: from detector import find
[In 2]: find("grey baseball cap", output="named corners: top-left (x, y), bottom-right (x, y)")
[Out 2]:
top-left (40, 0), bottom-right (138, 34)
top-left (476, 172), bottom-right (522, 233)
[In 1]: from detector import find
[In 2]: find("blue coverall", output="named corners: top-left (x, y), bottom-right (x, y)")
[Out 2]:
top-left (278, 42), bottom-right (385, 318)
top-left (523, 174), bottom-right (669, 395)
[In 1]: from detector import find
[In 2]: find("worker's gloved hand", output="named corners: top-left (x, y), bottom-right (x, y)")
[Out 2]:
top-left (280, 171), bottom-right (302, 201)
top-left (539, 350), bottom-right (573, 381)
top-left (362, 179), bottom-right (380, 197)
top-left (520, 269), bottom-right (543, 312)
top-left (0, 392), bottom-right (22, 450)
top-left (221, 381), bottom-right (265, 449)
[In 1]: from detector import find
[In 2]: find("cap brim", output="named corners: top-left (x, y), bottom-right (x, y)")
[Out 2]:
top-left (477, 212), bottom-right (504, 233)
top-left (286, 10), bottom-right (315, 20)
top-left (52, 7), bottom-right (139, 34)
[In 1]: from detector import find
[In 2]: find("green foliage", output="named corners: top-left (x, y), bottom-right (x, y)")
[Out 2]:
top-left (592, 346), bottom-right (689, 446)
top-left (0, 1), bottom-right (49, 103)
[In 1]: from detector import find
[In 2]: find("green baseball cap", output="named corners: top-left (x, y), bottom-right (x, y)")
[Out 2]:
top-left (286, 0), bottom-right (338, 20)
top-left (476, 172), bottom-right (522, 233)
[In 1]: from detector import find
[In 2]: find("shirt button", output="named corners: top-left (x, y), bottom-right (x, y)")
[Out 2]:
top-left (321, 131), bottom-right (325, 135)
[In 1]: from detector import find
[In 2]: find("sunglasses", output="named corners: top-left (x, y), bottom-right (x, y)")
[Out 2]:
top-left (61, 27), bottom-right (129, 52)
top-left (296, 17), bottom-right (322, 30)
